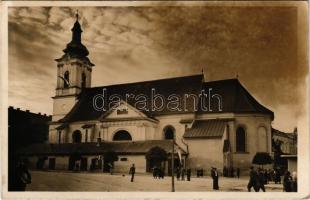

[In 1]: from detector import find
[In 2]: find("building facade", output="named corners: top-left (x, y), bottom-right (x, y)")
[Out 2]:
top-left (21, 14), bottom-right (274, 175)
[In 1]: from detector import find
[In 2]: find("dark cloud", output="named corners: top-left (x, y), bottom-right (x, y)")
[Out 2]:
top-left (8, 5), bottom-right (307, 132)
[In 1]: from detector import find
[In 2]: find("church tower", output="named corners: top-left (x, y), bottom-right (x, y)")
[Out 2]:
top-left (52, 12), bottom-right (94, 121)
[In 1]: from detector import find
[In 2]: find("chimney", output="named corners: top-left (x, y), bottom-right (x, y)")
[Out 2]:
top-left (17, 108), bottom-right (20, 111)
top-left (26, 109), bottom-right (30, 113)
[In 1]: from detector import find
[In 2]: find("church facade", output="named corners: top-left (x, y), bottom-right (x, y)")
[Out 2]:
top-left (22, 14), bottom-right (274, 175)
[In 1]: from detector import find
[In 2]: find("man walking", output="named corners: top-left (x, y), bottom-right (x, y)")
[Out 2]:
top-left (236, 168), bottom-right (240, 179)
top-left (247, 166), bottom-right (259, 192)
top-left (211, 167), bottom-right (219, 190)
top-left (129, 164), bottom-right (135, 182)
top-left (186, 168), bottom-right (191, 181)
top-left (181, 167), bottom-right (186, 181)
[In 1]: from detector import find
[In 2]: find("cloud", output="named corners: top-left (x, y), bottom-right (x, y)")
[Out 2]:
top-left (8, 5), bottom-right (308, 132)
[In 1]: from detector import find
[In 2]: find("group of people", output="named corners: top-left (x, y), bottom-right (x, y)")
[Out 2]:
top-left (283, 170), bottom-right (297, 192)
top-left (223, 166), bottom-right (240, 178)
top-left (11, 159), bottom-right (32, 191)
top-left (247, 166), bottom-right (297, 192)
top-left (152, 166), bottom-right (165, 179)
top-left (175, 167), bottom-right (191, 181)
top-left (247, 167), bottom-right (268, 192)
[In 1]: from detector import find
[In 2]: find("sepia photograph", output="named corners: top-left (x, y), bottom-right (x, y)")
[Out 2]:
top-left (1, 1), bottom-right (309, 199)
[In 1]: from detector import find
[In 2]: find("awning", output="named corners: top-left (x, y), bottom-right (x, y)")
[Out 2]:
top-left (17, 140), bottom-right (186, 156)
top-left (56, 123), bottom-right (68, 130)
top-left (183, 119), bottom-right (229, 138)
top-left (179, 119), bottom-right (194, 124)
top-left (82, 124), bottom-right (95, 129)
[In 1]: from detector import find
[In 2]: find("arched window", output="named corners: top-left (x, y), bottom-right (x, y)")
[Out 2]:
top-left (113, 130), bottom-right (132, 141)
top-left (236, 127), bottom-right (246, 152)
top-left (81, 72), bottom-right (86, 88)
top-left (164, 126), bottom-right (175, 140)
top-left (64, 71), bottom-right (70, 88)
top-left (257, 126), bottom-right (268, 152)
top-left (72, 130), bottom-right (82, 143)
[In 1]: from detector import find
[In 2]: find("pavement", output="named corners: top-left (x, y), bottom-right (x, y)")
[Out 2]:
top-left (26, 170), bottom-right (283, 192)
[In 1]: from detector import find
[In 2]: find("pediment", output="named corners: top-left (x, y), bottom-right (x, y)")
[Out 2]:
top-left (99, 100), bottom-right (148, 120)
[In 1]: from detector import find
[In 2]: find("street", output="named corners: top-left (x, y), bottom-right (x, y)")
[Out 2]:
top-left (26, 171), bottom-right (283, 192)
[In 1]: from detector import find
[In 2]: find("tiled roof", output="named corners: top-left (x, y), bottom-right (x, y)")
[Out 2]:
top-left (59, 74), bottom-right (204, 122)
top-left (18, 140), bottom-right (187, 156)
top-left (59, 76), bottom-right (274, 123)
top-left (183, 119), bottom-right (229, 138)
top-left (198, 79), bottom-right (274, 118)
top-left (272, 128), bottom-right (296, 140)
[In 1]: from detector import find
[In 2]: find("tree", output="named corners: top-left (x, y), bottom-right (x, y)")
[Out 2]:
top-left (103, 151), bottom-right (118, 163)
top-left (252, 152), bottom-right (273, 168)
top-left (146, 146), bottom-right (168, 162)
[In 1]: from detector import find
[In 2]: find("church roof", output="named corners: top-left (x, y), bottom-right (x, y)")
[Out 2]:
top-left (59, 74), bottom-right (204, 122)
top-left (198, 79), bottom-right (274, 118)
top-left (183, 119), bottom-right (230, 139)
top-left (59, 75), bottom-right (273, 123)
top-left (18, 140), bottom-right (187, 156)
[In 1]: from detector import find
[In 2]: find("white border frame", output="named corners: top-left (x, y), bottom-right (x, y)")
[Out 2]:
top-left (1, 1), bottom-right (309, 199)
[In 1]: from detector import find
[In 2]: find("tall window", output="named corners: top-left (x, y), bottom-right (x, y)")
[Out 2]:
top-left (64, 71), bottom-right (70, 88)
top-left (164, 126), bottom-right (175, 140)
top-left (257, 126), bottom-right (268, 152)
top-left (236, 127), bottom-right (246, 152)
top-left (81, 72), bottom-right (86, 88)
top-left (72, 130), bottom-right (82, 143)
top-left (113, 130), bottom-right (132, 141)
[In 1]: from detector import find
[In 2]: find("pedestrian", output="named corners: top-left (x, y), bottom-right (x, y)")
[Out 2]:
top-left (129, 164), bottom-right (135, 182)
top-left (223, 166), bottom-right (227, 177)
top-left (160, 167), bottom-right (165, 179)
top-left (283, 171), bottom-right (292, 192)
top-left (15, 159), bottom-right (31, 191)
top-left (108, 163), bottom-right (113, 175)
top-left (186, 168), bottom-right (191, 181)
top-left (75, 162), bottom-right (80, 172)
top-left (152, 166), bottom-right (157, 179)
top-left (275, 169), bottom-right (281, 184)
top-left (264, 169), bottom-right (268, 184)
top-left (181, 167), bottom-right (186, 181)
top-left (211, 167), bottom-right (219, 190)
top-left (291, 171), bottom-right (297, 192)
top-left (176, 167), bottom-right (181, 180)
top-left (230, 167), bottom-right (235, 178)
top-left (257, 168), bottom-right (266, 192)
top-left (236, 168), bottom-right (240, 179)
top-left (247, 166), bottom-right (259, 192)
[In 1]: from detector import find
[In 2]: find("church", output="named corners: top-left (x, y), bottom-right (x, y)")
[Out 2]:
top-left (21, 14), bottom-right (274, 175)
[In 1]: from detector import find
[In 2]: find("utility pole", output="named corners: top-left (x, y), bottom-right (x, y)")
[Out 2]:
top-left (171, 136), bottom-right (175, 192)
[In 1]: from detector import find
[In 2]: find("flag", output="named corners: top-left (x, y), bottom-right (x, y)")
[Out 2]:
top-left (177, 146), bottom-right (182, 161)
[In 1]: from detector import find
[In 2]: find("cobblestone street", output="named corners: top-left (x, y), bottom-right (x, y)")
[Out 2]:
top-left (26, 171), bottom-right (283, 192)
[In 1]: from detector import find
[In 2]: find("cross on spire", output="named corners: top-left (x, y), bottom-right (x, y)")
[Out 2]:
top-left (76, 10), bottom-right (79, 21)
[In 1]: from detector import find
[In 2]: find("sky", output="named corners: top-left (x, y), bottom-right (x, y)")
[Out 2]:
top-left (8, 3), bottom-right (308, 132)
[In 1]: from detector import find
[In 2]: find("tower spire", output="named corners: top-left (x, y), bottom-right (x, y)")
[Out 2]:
top-left (76, 10), bottom-right (79, 21)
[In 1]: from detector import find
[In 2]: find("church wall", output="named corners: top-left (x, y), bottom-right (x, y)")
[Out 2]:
top-left (114, 155), bottom-right (146, 173)
top-left (231, 114), bottom-right (272, 171)
top-left (154, 114), bottom-right (194, 150)
top-left (108, 125), bottom-right (143, 141)
top-left (53, 156), bottom-right (69, 170)
top-left (185, 138), bottom-right (225, 175)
